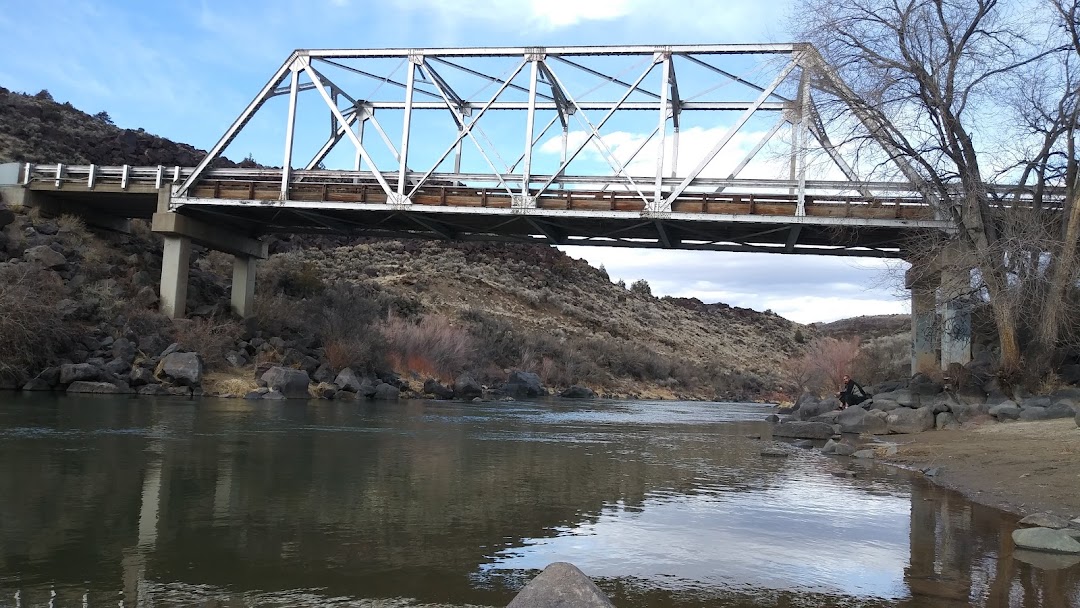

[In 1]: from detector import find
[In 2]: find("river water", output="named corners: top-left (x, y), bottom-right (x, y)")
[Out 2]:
top-left (0, 394), bottom-right (1077, 607)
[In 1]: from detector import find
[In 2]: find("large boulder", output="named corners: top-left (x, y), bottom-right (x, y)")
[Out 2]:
top-left (60, 362), bottom-right (98, 385)
top-left (111, 338), bottom-right (137, 364)
top-left (507, 562), bottom-right (613, 608)
top-left (773, 421), bottom-right (834, 440)
top-left (1012, 527), bottom-right (1080, 554)
top-left (988, 400), bottom-right (1021, 421)
top-left (334, 367), bottom-right (363, 393)
top-left (157, 352), bottom-right (203, 387)
top-left (24, 245), bottom-right (66, 269)
top-left (503, 371), bottom-right (548, 398)
top-left (837, 407), bottom-right (888, 434)
top-left (1019, 406), bottom-right (1049, 421)
top-left (795, 395), bottom-right (841, 420)
top-left (260, 366), bottom-right (311, 398)
top-left (128, 367), bottom-right (155, 386)
top-left (870, 398), bottom-right (903, 412)
top-left (887, 406), bottom-right (935, 434)
top-left (373, 382), bottom-right (400, 401)
top-left (871, 390), bottom-right (918, 408)
top-left (1020, 513), bottom-right (1072, 529)
top-left (1047, 400), bottom-right (1077, 419)
top-left (66, 381), bottom-right (130, 394)
top-left (909, 373), bottom-right (943, 396)
top-left (423, 379), bottom-right (455, 399)
top-left (935, 412), bottom-right (961, 430)
top-left (947, 401), bottom-right (986, 424)
top-left (357, 378), bottom-right (377, 399)
top-left (454, 374), bottom-right (484, 400)
top-left (559, 385), bottom-right (597, 399)
top-left (0, 202), bottom-right (14, 229)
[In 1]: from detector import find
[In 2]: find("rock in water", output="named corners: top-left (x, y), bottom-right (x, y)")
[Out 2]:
top-left (1012, 527), bottom-right (1080, 554)
top-left (66, 381), bottom-right (128, 394)
top-left (260, 366), bottom-right (310, 398)
top-left (773, 421), bottom-right (834, 440)
top-left (454, 374), bottom-right (483, 400)
top-left (559, 385), bottom-right (597, 399)
top-left (1019, 513), bottom-right (1072, 529)
top-left (1012, 549), bottom-right (1080, 571)
top-left (158, 352), bottom-right (203, 387)
top-left (373, 383), bottom-right (400, 401)
top-left (507, 562), bottom-right (614, 608)
top-left (334, 367), bottom-right (362, 392)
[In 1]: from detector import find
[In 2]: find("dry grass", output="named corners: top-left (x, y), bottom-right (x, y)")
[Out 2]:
top-left (203, 370), bottom-right (257, 397)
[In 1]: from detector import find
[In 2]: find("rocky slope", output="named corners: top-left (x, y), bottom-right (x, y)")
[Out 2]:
top-left (0, 87), bottom-right (809, 401)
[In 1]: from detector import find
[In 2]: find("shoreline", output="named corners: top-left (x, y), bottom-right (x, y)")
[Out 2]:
top-left (875, 418), bottom-right (1080, 518)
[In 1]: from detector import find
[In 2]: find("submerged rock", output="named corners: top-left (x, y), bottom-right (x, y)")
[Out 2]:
top-left (1012, 527), bottom-right (1080, 554)
top-left (1019, 513), bottom-right (1072, 529)
top-left (1012, 549), bottom-right (1080, 571)
top-left (507, 562), bottom-right (614, 608)
top-left (260, 366), bottom-right (310, 398)
top-left (773, 421), bottom-right (833, 440)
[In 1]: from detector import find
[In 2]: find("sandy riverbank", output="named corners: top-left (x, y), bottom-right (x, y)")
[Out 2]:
top-left (880, 418), bottom-right (1080, 518)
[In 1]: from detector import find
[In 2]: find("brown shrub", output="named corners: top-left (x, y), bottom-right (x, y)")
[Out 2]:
top-left (173, 316), bottom-right (242, 368)
top-left (323, 335), bottom-right (385, 374)
top-left (0, 265), bottom-right (72, 380)
top-left (380, 314), bottom-right (474, 380)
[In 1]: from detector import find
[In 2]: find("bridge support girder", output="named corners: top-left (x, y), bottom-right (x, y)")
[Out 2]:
top-left (153, 192), bottom-right (267, 319)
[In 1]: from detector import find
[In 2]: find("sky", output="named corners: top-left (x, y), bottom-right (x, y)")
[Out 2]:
top-left (0, 0), bottom-right (911, 323)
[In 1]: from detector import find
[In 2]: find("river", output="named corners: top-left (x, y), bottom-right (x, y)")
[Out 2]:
top-left (0, 394), bottom-right (1076, 607)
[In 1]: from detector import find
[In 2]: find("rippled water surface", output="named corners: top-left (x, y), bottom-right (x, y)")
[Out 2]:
top-left (0, 394), bottom-right (1076, 607)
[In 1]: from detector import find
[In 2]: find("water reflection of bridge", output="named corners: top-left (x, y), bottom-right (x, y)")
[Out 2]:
top-left (2, 399), bottom-right (1078, 606)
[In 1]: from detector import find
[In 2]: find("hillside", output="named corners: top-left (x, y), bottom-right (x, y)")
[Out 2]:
top-left (0, 86), bottom-right (244, 167)
top-left (0, 87), bottom-right (808, 400)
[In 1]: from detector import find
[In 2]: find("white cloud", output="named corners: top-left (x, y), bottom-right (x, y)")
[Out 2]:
top-left (400, 0), bottom-right (637, 30)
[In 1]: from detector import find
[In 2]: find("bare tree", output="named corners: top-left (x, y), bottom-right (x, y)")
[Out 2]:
top-left (794, 0), bottom-right (1079, 381)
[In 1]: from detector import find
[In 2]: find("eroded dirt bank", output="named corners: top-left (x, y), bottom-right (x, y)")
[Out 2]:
top-left (881, 419), bottom-right (1080, 517)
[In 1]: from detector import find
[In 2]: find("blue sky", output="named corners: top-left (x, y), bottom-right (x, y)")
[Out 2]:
top-left (0, 0), bottom-right (909, 323)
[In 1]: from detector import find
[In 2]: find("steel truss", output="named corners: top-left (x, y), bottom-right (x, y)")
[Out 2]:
top-left (175, 44), bottom-right (926, 218)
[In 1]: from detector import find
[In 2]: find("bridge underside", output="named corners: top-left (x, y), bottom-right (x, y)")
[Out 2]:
top-left (173, 198), bottom-right (921, 257)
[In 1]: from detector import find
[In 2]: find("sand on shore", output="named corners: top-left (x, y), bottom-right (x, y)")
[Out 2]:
top-left (881, 418), bottom-right (1080, 518)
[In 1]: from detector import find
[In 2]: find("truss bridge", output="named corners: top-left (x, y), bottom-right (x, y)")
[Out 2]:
top-left (0, 44), bottom-right (1056, 374)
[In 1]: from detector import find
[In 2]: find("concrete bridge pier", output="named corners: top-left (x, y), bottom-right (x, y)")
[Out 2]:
top-left (906, 267), bottom-right (939, 375)
top-left (905, 245), bottom-right (973, 375)
top-left (939, 265), bottom-right (973, 369)
top-left (154, 190), bottom-right (266, 319)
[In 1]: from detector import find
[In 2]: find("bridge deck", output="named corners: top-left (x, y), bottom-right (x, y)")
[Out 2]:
top-left (6, 163), bottom-right (954, 257)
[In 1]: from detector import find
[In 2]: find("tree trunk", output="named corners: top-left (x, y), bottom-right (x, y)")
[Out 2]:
top-left (1035, 188), bottom-right (1080, 362)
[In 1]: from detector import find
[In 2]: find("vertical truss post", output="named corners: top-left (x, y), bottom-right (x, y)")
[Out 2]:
top-left (354, 115), bottom-right (365, 171)
top-left (398, 55), bottom-right (420, 198)
top-left (795, 69), bottom-right (811, 216)
top-left (280, 67), bottom-right (300, 200)
top-left (653, 52), bottom-right (671, 212)
top-left (519, 51), bottom-right (542, 209)
top-left (454, 126), bottom-right (464, 173)
top-left (353, 111), bottom-right (366, 184)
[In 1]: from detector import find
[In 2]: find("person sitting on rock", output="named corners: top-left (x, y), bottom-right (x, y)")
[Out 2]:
top-left (837, 374), bottom-right (869, 409)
